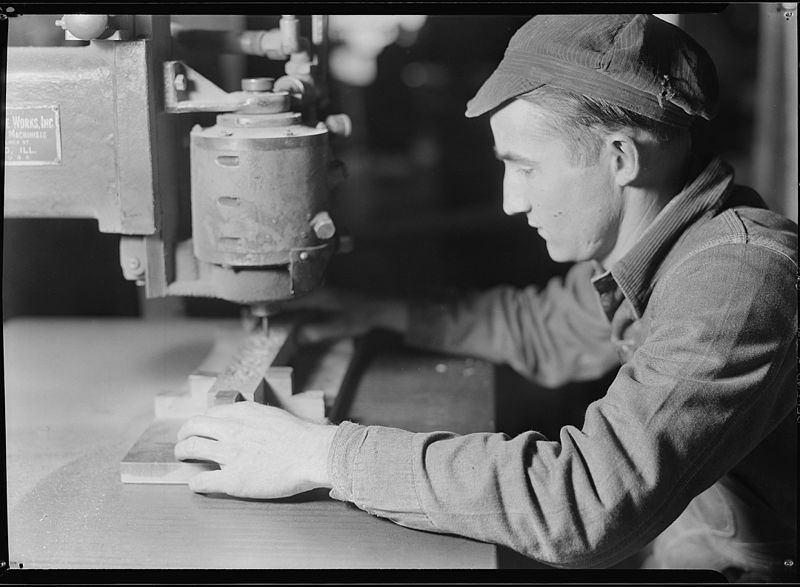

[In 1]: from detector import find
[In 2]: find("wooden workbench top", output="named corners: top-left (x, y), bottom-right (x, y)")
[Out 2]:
top-left (4, 318), bottom-right (497, 569)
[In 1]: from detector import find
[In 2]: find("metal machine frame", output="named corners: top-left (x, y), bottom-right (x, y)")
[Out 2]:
top-left (4, 14), bottom-right (350, 309)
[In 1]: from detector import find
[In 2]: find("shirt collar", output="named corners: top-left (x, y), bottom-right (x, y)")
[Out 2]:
top-left (591, 156), bottom-right (736, 319)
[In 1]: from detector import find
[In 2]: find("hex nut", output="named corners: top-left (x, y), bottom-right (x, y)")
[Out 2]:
top-left (173, 73), bottom-right (187, 92)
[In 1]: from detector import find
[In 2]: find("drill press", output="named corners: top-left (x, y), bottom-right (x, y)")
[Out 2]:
top-left (4, 14), bottom-right (350, 314)
top-left (3, 14), bottom-right (355, 483)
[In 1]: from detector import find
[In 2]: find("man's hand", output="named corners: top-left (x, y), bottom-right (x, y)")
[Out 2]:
top-left (174, 402), bottom-right (338, 499)
top-left (277, 287), bottom-right (409, 344)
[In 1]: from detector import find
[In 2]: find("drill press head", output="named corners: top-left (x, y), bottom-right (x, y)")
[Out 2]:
top-left (188, 92), bottom-right (335, 304)
top-left (165, 74), bottom-right (350, 306)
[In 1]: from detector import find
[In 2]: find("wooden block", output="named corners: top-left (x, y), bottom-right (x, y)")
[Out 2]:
top-left (280, 390), bottom-right (326, 423)
top-left (209, 389), bottom-right (243, 407)
top-left (189, 370), bottom-right (217, 403)
top-left (270, 324), bottom-right (297, 367)
top-left (206, 328), bottom-right (299, 404)
top-left (121, 418), bottom-right (217, 484)
top-left (264, 366), bottom-right (294, 403)
top-left (122, 324), bottom-right (303, 485)
top-left (154, 387), bottom-right (205, 419)
top-left (208, 382), bottom-right (255, 406)
top-left (195, 327), bottom-right (249, 373)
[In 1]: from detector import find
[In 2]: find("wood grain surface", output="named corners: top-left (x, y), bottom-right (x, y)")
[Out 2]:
top-left (5, 318), bottom-right (498, 569)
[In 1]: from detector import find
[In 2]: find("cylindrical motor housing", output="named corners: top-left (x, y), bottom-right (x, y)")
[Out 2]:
top-left (190, 110), bottom-right (330, 267)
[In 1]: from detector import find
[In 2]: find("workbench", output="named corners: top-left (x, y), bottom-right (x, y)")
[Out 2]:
top-left (4, 318), bottom-right (498, 569)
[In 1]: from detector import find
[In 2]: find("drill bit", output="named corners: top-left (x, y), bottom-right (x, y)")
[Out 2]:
top-left (249, 302), bottom-right (272, 338)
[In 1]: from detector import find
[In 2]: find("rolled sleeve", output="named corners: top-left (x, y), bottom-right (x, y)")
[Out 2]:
top-left (327, 421), bottom-right (438, 531)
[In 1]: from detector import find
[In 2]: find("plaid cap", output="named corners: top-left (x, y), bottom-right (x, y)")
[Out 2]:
top-left (466, 14), bottom-right (719, 126)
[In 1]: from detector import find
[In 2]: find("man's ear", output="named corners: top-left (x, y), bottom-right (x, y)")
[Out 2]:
top-left (607, 134), bottom-right (641, 187)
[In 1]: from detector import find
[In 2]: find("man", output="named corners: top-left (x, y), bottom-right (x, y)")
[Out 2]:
top-left (174, 14), bottom-right (797, 579)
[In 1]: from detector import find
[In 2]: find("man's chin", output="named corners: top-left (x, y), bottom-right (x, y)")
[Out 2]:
top-left (544, 244), bottom-right (574, 264)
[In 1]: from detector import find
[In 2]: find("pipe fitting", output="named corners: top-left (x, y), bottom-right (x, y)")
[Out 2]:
top-left (280, 15), bottom-right (300, 55)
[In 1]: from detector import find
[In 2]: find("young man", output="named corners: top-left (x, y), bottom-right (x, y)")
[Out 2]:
top-left (174, 15), bottom-right (797, 578)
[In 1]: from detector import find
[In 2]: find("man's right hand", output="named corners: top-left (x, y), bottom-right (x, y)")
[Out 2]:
top-left (277, 287), bottom-right (409, 344)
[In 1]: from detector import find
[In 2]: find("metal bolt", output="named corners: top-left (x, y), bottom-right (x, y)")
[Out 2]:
top-left (126, 257), bottom-right (141, 271)
top-left (324, 114), bottom-right (353, 139)
top-left (299, 251), bottom-right (309, 261)
top-left (785, 559), bottom-right (795, 567)
top-left (174, 73), bottom-right (187, 92)
top-left (242, 77), bottom-right (274, 92)
top-left (310, 211), bottom-right (336, 240)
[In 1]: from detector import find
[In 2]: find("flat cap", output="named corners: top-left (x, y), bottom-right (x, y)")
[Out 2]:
top-left (466, 14), bottom-right (719, 126)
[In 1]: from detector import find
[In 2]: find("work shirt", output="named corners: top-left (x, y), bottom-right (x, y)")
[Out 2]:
top-left (326, 156), bottom-right (798, 576)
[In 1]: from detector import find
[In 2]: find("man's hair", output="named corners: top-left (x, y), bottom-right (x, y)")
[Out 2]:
top-left (518, 86), bottom-right (689, 166)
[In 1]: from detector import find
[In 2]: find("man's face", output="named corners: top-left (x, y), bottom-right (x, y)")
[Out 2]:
top-left (490, 99), bottom-right (623, 264)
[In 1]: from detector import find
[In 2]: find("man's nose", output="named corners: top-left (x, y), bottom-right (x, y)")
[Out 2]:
top-left (502, 186), bottom-right (530, 216)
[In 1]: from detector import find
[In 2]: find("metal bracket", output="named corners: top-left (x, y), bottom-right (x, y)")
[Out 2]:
top-left (289, 243), bottom-right (334, 295)
top-left (164, 61), bottom-right (244, 113)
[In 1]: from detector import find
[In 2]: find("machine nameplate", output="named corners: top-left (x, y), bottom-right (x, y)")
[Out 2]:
top-left (4, 105), bottom-right (63, 166)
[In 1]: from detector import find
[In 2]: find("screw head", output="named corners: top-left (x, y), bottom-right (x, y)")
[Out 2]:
top-left (127, 257), bottom-right (141, 271)
top-left (299, 251), bottom-right (310, 261)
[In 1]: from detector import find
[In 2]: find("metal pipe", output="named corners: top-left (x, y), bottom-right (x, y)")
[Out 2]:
top-left (312, 15), bottom-right (329, 106)
top-left (280, 15), bottom-right (300, 55)
top-left (173, 28), bottom-right (285, 59)
top-left (311, 14), bottom-right (326, 46)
